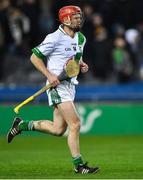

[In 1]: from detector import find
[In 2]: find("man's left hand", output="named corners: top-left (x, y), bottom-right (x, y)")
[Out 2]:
top-left (80, 62), bottom-right (89, 73)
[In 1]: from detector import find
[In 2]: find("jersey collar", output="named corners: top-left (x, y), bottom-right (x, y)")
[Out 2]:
top-left (59, 25), bottom-right (78, 38)
top-left (59, 25), bottom-right (67, 35)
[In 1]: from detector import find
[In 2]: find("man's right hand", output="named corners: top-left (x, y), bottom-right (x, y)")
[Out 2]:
top-left (47, 73), bottom-right (60, 87)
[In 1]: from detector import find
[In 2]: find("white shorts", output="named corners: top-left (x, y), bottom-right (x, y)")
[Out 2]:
top-left (46, 80), bottom-right (76, 106)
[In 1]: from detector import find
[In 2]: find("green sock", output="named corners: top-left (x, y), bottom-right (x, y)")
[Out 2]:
top-left (19, 121), bottom-right (34, 131)
top-left (73, 155), bottom-right (84, 168)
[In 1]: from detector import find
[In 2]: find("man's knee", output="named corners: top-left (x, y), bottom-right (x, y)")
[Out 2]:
top-left (70, 118), bottom-right (81, 131)
top-left (54, 127), bottom-right (67, 136)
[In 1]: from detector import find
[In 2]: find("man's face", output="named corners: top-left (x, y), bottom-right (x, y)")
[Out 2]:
top-left (69, 13), bottom-right (83, 32)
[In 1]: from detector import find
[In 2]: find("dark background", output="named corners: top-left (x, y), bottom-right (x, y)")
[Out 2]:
top-left (1, 0), bottom-right (143, 87)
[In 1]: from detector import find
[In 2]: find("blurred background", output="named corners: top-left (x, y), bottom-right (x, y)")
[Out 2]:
top-left (1, 0), bottom-right (143, 86)
top-left (0, 0), bottom-right (143, 136)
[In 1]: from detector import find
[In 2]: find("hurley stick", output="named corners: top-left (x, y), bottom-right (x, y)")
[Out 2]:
top-left (14, 59), bottom-right (80, 114)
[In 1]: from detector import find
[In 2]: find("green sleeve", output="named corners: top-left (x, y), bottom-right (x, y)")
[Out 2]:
top-left (78, 32), bottom-right (86, 46)
top-left (75, 32), bottom-right (86, 62)
top-left (32, 47), bottom-right (46, 61)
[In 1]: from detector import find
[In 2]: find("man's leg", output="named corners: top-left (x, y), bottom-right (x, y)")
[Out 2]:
top-left (57, 101), bottom-right (80, 157)
top-left (7, 106), bottom-right (67, 143)
top-left (33, 106), bottom-right (67, 136)
top-left (57, 101), bottom-right (99, 174)
top-left (7, 102), bottom-right (99, 173)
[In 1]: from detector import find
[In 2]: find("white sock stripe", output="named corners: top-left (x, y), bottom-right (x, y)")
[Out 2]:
top-left (28, 121), bottom-right (34, 131)
top-left (73, 154), bottom-right (82, 160)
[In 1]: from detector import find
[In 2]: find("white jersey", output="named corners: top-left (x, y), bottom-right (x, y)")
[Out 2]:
top-left (32, 25), bottom-right (86, 84)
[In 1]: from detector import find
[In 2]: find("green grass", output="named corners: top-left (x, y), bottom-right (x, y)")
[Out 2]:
top-left (0, 135), bottom-right (143, 179)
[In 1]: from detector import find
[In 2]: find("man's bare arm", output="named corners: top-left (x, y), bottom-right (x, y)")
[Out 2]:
top-left (30, 53), bottom-right (60, 86)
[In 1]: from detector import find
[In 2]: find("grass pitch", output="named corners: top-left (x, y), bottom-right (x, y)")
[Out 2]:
top-left (0, 135), bottom-right (143, 179)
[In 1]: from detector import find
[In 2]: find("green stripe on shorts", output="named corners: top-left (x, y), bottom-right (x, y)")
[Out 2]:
top-left (50, 88), bottom-right (61, 105)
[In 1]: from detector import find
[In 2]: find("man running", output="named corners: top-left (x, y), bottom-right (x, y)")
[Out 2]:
top-left (7, 5), bottom-right (99, 174)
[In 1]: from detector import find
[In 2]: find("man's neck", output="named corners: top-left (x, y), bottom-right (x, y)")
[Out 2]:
top-left (63, 25), bottom-right (75, 38)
